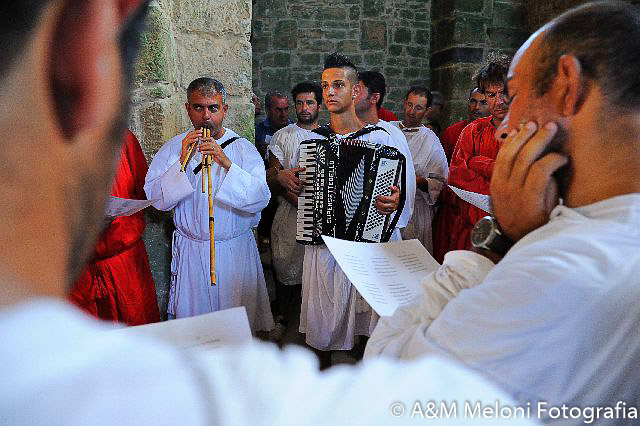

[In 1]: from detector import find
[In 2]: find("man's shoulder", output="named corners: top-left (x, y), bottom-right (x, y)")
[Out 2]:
top-left (459, 117), bottom-right (492, 140)
top-left (274, 123), bottom-right (307, 138)
top-left (220, 128), bottom-right (252, 148)
top-left (376, 120), bottom-right (402, 136)
top-left (445, 120), bottom-right (470, 135)
top-left (255, 117), bottom-right (269, 130)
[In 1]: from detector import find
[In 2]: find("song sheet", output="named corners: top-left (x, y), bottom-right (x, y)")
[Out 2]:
top-left (110, 307), bottom-right (252, 351)
top-left (322, 236), bottom-right (440, 316)
top-left (106, 196), bottom-right (156, 217)
top-left (449, 185), bottom-right (492, 213)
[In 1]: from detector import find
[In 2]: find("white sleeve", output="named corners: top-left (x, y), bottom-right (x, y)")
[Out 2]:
top-left (384, 127), bottom-right (416, 229)
top-left (144, 141), bottom-right (195, 211)
top-left (215, 141), bottom-right (271, 214)
top-left (267, 131), bottom-right (286, 165)
top-left (423, 133), bottom-right (449, 205)
top-left (193, 341), bottom-right (534, 425)
top-left (398, 143), bottom-right (416, 228)
top-left (364, 251), bottom-right (494, 360)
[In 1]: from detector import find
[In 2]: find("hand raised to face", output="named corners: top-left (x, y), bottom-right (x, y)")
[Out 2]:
top-left (490, 121), bottom-right (569, 241)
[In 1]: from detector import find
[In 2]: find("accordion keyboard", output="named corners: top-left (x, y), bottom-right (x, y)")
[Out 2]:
top-left (296, 142), bottom-right (317, 243)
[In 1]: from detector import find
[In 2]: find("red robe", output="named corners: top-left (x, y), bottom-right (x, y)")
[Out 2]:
top-left (377, 107), bottom-right (398, 122)
top-left (440, 119), bottom-right (470, 163)
top-left (432, 120), bottom-right (470, 263)
top-left (435, 116), bottom-right (499, 260)
top-left (68, 130), bottom-right (160, 325)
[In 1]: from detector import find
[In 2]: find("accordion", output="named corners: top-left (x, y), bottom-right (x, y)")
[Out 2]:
top-left (296, 125), bottom-right (406, 245)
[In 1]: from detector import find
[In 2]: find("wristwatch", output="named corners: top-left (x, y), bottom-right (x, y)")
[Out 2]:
top-left (471, 216), bottom-right (514, 256)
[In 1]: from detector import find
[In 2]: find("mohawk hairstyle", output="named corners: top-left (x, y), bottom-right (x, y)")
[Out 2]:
top-left (323, 52), bottom-right (358, 84)
top-left (473, 51), bottom-right (511, 94)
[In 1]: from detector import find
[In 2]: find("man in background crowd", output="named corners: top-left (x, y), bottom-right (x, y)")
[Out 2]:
top-left (432, 87), bottom-right (490, 262)
top-left (392, 87), bottom-right (448, 253)
top-left (445, 54), bottom-right (510, 254)
top-left (266, 81), bottom-right (322, 342)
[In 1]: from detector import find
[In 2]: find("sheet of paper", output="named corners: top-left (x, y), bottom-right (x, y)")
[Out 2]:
top-left (106, 196), bottom-right (156, 217)
top-left (449, 185), bottom-right (492, 214)
top-left (322, 236), bottom-right (440, 317)
top-left (110, 307), bottom-right (252, 351)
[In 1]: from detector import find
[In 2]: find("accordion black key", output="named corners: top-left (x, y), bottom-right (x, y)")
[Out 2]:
top-left (296, 126), bottom-right (406, 245)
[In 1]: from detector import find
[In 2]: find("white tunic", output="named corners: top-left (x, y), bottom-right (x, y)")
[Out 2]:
top-left (391, 122), bottom-right (448, 253)
top-left (144, 128), bottom-right (273, 332)
top-left (0, 299), bottom-right (535, 426)
top-left (366, 194), bottom-right (640, 423)
top-left (268, 123), bottom-right (309, 286)
top-left (300, 124), bottom-right (416, 350)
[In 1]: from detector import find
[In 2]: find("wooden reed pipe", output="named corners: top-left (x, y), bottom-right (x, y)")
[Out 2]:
top-left (204, 128), bottom-right (216, 286)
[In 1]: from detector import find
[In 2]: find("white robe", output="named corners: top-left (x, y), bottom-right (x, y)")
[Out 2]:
top-left (1, 299), bottom-right (535, 426)
top-left (392, 122), bottom-right (448, 253)
top-left (144, 128), bottom-right (273, 332)
top-left (300, 123), bottom-right (416, 350)
top-left (268, 123), bottom-right (309, 286)
top-left (365, 194), bottom-right (640, 423)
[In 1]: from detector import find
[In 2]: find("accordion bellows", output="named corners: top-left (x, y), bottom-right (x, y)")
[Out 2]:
top-left (296, 126), bottom-right (406, 245)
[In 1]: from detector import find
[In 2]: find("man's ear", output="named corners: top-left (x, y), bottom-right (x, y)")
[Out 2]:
top-left (371, 93), bottom-right (381, 107)
top-left (49, 0), bottom-right (144, 140)
top-left (352, 81), bottom-right (361, 99)
top-left (552, 54), bottom-right (585, 117)
top-left (223, 104), bottom-right (229, 113)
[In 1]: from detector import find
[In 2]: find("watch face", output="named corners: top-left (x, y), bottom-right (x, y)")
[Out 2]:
top-left (471, 217), bottom-right (493, 247)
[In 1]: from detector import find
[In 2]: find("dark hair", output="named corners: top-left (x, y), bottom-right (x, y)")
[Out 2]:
top-left (291, 81), bottom-right (322, 105)
top-left (474, 52), bottom-right (511, 94)
top-left (323, 52), bottom-right (358, 84)
top-left (187, 78), bottom-right (226, 103)
top-left (0, 1), bottom-right (51, 83)
top-left (404, 86), bottom-right (433, 108)
top-left (534, 1), bottom-right (640, 111)
top-left (264, 91), bottom-right (287, 109)
top-left (431, 90), bottom-right (444, 106)
top-left (468, 87), bottom-right (481, 99)
top-left (358, 71), bottom-right (386, 109)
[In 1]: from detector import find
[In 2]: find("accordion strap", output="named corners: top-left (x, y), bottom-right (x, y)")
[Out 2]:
top-left (311, 124), bottom-right (388, 142)
top-left (193, 136), bottom-right (240, 175)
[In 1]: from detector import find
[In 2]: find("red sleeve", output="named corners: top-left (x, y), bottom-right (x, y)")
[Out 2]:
top-left (468, 155), bottom-right (495, 178)
top-left (441, 121), bottom-right (467, 163)
top-left (448, 124), bottom-right (492, 195)
top-left (93, 130), bottom-right (148, 259)
top-left (377, 107), bottom-right (398, 121)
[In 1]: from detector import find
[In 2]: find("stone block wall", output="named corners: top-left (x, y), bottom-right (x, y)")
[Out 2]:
top-left (430, 0), bottom-right (527, 127)
top-left (252, 0), bottom-right (432, 122)
top-left (128, 0), bottom-right (254, 318)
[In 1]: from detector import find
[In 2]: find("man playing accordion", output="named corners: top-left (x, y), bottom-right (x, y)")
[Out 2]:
top-left (298, 53), bottom-right (415, 367)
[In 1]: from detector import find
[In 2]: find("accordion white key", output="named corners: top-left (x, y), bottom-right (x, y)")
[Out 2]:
top-left (296, 125), bottom-right (406, 245)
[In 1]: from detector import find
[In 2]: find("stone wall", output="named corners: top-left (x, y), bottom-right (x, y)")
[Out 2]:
top-left (430, 0), bottom-right (528, 127)
top-left (252, 0), bottom-right (432, 122)
top-left (128, 0), bottom-right (254, 318)
top-left (251, 0), bottom-right (532, 128)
